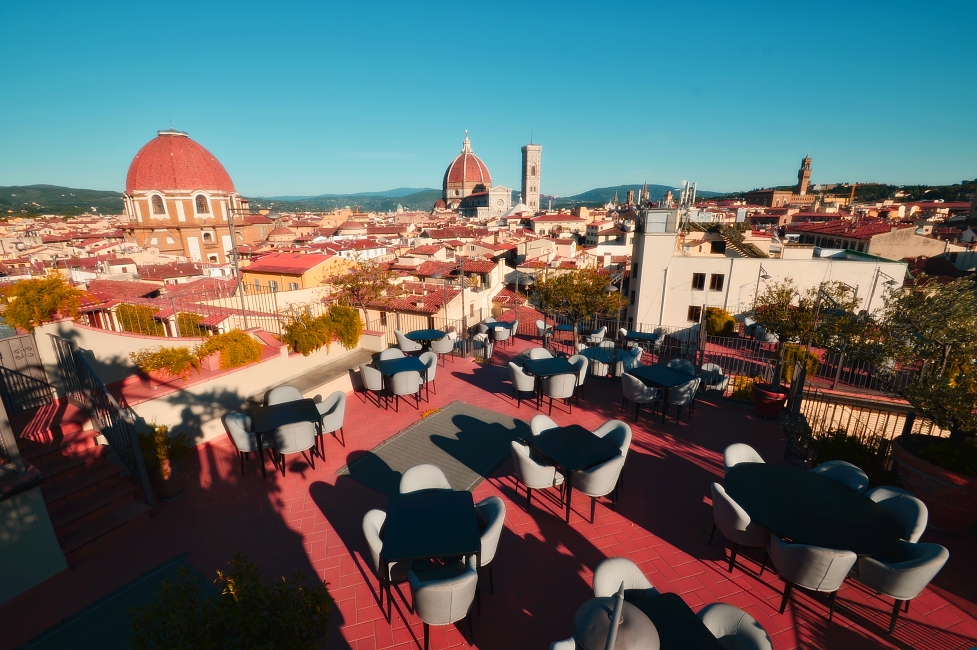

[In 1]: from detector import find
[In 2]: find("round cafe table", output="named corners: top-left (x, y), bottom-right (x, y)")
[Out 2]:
top-left (724, 463), bottom-right (903, 556)
top-left (405, 329), bottom-right (446, 346)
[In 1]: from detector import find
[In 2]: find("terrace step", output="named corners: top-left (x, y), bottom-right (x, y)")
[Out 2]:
top-left (42, 462), bottom-right (124, 510)
top-left (33, 444), bottom-right (110, 487)
top-left (60, 500), bottom-right (153, 565)
top-left (49, 480), bottom-right (138, 538)
top-left (17, 428), bottom-right (99, 465)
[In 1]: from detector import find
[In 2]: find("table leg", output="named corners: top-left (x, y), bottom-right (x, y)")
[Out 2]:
top-left (564, 472), bottom-right (573, 523)
top-left (381, 558), bottom-right (391, 618)
top-left (661, 387), bottom-right (669, 423)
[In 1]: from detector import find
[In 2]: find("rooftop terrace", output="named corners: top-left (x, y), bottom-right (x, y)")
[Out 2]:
top-left (3, 334), bottom-right (976, 650)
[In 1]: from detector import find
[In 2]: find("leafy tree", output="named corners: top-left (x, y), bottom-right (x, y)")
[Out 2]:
top-left (283, 310), bottom-right (335, 356)
top-left (328, 304), bottom-right (364, 349)
top-left (705, 307), bottom-right (736, 337)
top-left (866, 275), bottom-right (977, 445)
top-left (325, 256), bottom-right (402, 318)
top-left (533, 268), bottom-right (628, 342)
top-left (751, 278), bottom-right (861, 388)
top-left (116, 303), bottom-right (165, 336)
top-left (195, 330), bottom-right (263, 369)
top-left (1, 273), bottom-right (85, 331)
top-left (129, 553), bottom-right (331, 650)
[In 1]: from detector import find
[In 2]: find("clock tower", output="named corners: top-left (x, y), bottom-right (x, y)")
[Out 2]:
top-left (521, 143), bottom-right (542, 212)
top-left (797, 155), bottom-right (812, 196)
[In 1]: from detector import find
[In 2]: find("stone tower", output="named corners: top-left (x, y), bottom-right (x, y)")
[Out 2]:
top-left (521, 143), bottom-right (542, 212)
top-left (797, 155), bottom-right (812, 196)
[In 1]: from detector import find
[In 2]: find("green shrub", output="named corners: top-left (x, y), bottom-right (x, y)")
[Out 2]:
top-left (129, 553), bottom-right (332, 650)
top-left (283, 310), bottom-right (333, 356)
top-left (196, 330), bottom-right (262, 369)
top-left (730, 375), bottom-right (756, 401)
top-left (705, 307), bottom-right (736, 337)
top-left (781, 342), bottom-right (820, 382)
top-left (808, 428), bottom-right (894, 486)
top-left (901, 434), bottom-right (977, 478)
top-left (328, 305), bottom-right (363, 349)
top-left (130, 346), bottom-right (200, 380)
top-left (175, 312), bottom-right (209, 337)
top-left (0, 273), bottom-right (85, 331)
top-left (117, 303), bottom-right (165, 336)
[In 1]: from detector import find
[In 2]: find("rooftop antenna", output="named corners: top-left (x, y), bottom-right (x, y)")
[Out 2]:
top-left (530, 129), bottom-right (533, 145)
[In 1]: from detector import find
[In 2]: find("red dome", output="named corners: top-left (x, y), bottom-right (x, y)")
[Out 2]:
top-left (126, 130), bottom-right (236, 194)
top-left (442, 134), bottom-right (491, 187)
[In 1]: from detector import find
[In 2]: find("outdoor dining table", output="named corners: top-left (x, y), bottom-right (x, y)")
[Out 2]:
top-left (249, 398), bottom-right (322, 477)
top-left (527, 424), bottom-right (620, 523)
top-left (522, 356), bottom-right (577, 404)
top-left (373, 356), bottom-right (428, 405)
top-left (405, 328), bottom-right (446, 346)
top-left (725, 463), bottom-right (903, 556)
top-left (629, 593), bottom-right (726, 650)
top-left (626, 364), bottom-right (697, 423)
top-left (379, 489), bottom-right (481, 616)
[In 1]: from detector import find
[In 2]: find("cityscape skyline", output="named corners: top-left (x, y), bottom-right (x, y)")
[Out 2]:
top-left (1, 1), bottom-right (975, 197)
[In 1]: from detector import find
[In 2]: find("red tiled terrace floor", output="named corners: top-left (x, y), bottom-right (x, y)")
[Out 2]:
top-left (3, 335), bottom-right (976, 650)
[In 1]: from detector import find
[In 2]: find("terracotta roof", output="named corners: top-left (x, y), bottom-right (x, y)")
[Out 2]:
top-left (138, 262), bottom-right (206, 280)
top-left (409, 245), bottom-right (445, 255)
top-left (87, 279), bottom-right (161, 301)
top-left (787, 220), bottom-right (913, 241)
top-left (125, 130), bottom-right (235, 194)
top-left (531, 215), bottom-right (585, 223)
top-left (243, 252), bottom-right (333, 275)
top-left (903, 256), bottom-right (968, 284)
top-left (443, 136), bottom-right (492, 186)
top-left (459, 260), bottom-right (496, 273)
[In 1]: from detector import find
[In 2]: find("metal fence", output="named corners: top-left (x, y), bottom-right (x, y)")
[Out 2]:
top-left (0, 366), bottom-right (54, 414)
top-left (49, 335), bottom-right (155, 509)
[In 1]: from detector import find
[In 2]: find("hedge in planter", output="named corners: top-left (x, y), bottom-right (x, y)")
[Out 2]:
top-left (130, 345), bottom-right (200, 380)
top-left (282, 306), bottom-right (363, 356)
top-left (195, 330), bottom-right (262, 369)
top-left (129, 553), bottom-right (331, 650)
top-left (705, 307), bottom-right (736, 337)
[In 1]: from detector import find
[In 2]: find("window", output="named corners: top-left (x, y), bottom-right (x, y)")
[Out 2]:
top-left (380, 312), bottom-right (388, 326)
top-left (710, 241), bottom-right (726, 254)
top-left (152, 195), bottom-right (165, 214)
top-left (531, 164), bottom-right (536, 176)
top-left (268, 280), bottom-right (279, 292)
top-left (687, 306), bottom-right (702, 322)
top-left (288, 282), bottom-right (299, 291)
top-left (208, 255), bottom-right (218, 262)
top-left (691, 273), bottom-right (705, 291)
top-left (166, 237), bottom-right (175, 244)
top-left (709, 274), bottom-right (725, 291)
top-left (203, 232), bottom-right (213, 242)
top-left (254, 279), bottom-right (262, 290)
top-left (195, 195), bottom-right (209, 213)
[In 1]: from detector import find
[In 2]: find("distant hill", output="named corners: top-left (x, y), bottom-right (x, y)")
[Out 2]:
top-left (552, 184), bottom-right (721, 208)
top-left (257, 188), bottom-right (435, 202)
top-left (0, 185), bottom-right (124, 217)
top-left (247, 189), bottom-right (443, 213)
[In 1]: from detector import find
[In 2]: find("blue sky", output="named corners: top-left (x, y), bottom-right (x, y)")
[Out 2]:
top-left (1, 1), bottom-right (974, 197)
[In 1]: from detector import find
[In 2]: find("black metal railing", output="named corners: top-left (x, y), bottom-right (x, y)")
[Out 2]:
top-left (0, 366), bottom-right (54, 414)
top-left (49, 335), bottom-right (155, 508)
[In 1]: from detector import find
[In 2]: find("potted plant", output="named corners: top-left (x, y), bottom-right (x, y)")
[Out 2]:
top-left (129, 553), bottom-right (332, 649)
top-left (195, 330), bottom-right (263, 370)
top-left (138, 422), bottom-right (194, 501)
top-left (130, 345), bottom-right (201, 385)
top-left (863, 276), bottom-right (977, 532)
top-left (750, 279), bottom-right (859, 419)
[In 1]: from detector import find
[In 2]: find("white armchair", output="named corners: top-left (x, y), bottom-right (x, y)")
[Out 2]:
top-left (530, 414), bottom-right (559, 437)
top-left (723, 443), bottom-right (765, 477)
top-left (593, 557), bottom-right (656, 599)
top-left (573, 452), bottom-right (626, 523)
top-left (810, 460), bottom-right (869, 492)
top-left (508, 362), bottom-right (537, 408)
top-left (866, 486), bottom-right (928, 543)
top-left (394, 329), bottom-right (422, 354)
top-left (710, 483), bottom-right (770, 574)
top-left (697, 603), bottom-right (774, 650)
top-left (408, 557), bottom-right (478, 650)
top-left (509, 441), bottom-right (564, 512)
top-left (621, 374), bottom-right (659, 422)
top-left (768, 535), bottom-right (857, 621)
top-left (399, 463), bottom-right (451, 493)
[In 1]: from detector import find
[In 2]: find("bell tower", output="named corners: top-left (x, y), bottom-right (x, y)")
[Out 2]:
top-left (797, 154), bottom-right (812, 196)
top-left (521, 143), bottom-right (542, 212)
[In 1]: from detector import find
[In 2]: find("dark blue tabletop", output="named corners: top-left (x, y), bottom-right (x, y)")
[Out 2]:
top-left (405, 329), bottom-right (446, 342)
top-left (528, 424), bottom-right (619, 473)
top-left (250, 398), bottom-right (321, 434)
top-left (630, 593), bottom-right (726, 650)
top-left (374, 356), bottom-right (427, 377)
top-left (484, 321), bottom-right (515, 330)
top-left (625, 330), bottom-right (663, 343)
top-left (628, 364), bottom-right (695, 388)
top-left (554, 324), bottom-right (575, 332)
top-left (523, 357), bottom-right (575, 378)
top-left (381, 490), bottom-right (480, 563)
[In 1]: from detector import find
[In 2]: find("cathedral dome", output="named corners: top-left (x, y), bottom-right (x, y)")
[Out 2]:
top-left (443, 133), bottom-right (491, 191)
top-left (126, 129), bottom-right (236, 194)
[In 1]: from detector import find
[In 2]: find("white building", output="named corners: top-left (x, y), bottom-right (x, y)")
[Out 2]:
top-left (628, 209), bottom-right (907, 329)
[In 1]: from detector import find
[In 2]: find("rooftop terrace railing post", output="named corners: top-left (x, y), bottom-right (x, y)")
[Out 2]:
top-left (901, 410), bottom-right (917, 438)
top-left (832, 352), bottom-right (845, 390)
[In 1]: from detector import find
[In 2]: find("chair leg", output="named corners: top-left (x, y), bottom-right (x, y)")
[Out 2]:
top-left (467, 611), bottom-right (474, 646)
top-left (526, 487), bottom-right (532, 512)
top-left (904, 600), bottom-right (910, 613)
top-left (336, 427), bottom-right (345, 447)
top-left (260, 449), bottom-right (268, 478)
top-left (423, 622), bottom-right (430, 650)
top-left (889, 598), bottom-right (902, 633)
top-left (708, 523), bottom-right (716, 545)
top-left (591, 496), bottom-right (597, 523)
top-left (780, 582), bottom-right (793, 614)
top-left (828, 590), bottom-right (838, 622)
top-left (489, 565), bottom-right (494, 595)
top-left (728, 542), bottom-right (738, 573)
top-left (279, 452), bottom-right (287, 477)
top-left (240, 451), bottom-right (246, 475)
top-left (621, 397), bottom-right (626, 412)
top-left (759, 551), bottom-right (768, 577)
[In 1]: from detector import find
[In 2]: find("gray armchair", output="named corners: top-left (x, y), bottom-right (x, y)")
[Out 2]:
top-left (543, 373), bottom-right (576, 415)
top-left (697, 603), bottom-right (774, 650)
top-left (768, 535), bottom-right (857, 621)
top-left (851, 541), bottom-right (949, 633)
top-left (529, 346), bottom-right (554, 360)
top-left (586, 326), bottom-right (607, 344)
top-left (549, 639), bottom-right (577, 650)
top-left (536, 319), bottom-right (552, 342)
top-left (474, 496), bottom-right (506, 594)
top-left (593, 557), bottom-right (656, 599)
top-left (700, 362), bottom-right (731, 394)
top-left (621, 373), bottom-right (659, 422)
top-left (419, 351), bottom-right (437, 400)
top-left (723, 443), bottom-right (765, 477)
top-left (509, 441), bottom-right (564, 512)
top-left (666, 377), bottom-right (701, 423)
top-left (400, 463), bottom-right (451, 493)
top-left (508, 362), bottom-right (536, 407)
top-left (360, 364), bottom-right (386, 408)
top-left (710, 482), bottom-right (771, 574)
top-left (316, 390), bottom-right (346, 448)
top-left (379, 347), bottom-right (406, 361)
top-left (810, 460), bottom-right (869, 492)
top-left (866, 486), bottom-right (928, 543)
top-left (573, 451), bottom-right (626, 523)
top-left (389, 370), bottom-right (421, 412)
top-left (472, 332), bottom-right (494, 362)
top-left (667, 358), bottom-right (695, 374)
top-left (430, 335), bottom-right (455, 365)
top-left (270, 418), bottom-right (318, 477)
top-left (362, 509), bottom-right (429, 610)
top-left (395, 329), bottom-right (422, 354)
top-left (492, 325), bottom-right (511, 347)
top-left (221, 412), bottom-right (273, 477)
top-left (266, 384), bottom-right (303, 405)
top-left (408, 557), bottom-right (478, 650)
top-left (567, 354), bottom-right (588, 404)
top-left (510, 320), bottom-right (519, 344)
top-left (530, 414), bottom-right (559, 437)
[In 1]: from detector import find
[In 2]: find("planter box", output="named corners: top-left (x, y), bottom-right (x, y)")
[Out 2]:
top-left (200, 352), bottom-right (221, 372)
top-left (752, 383), bottom-right (788, 420)
top-left (893, 436), bottom-right (977, 534)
